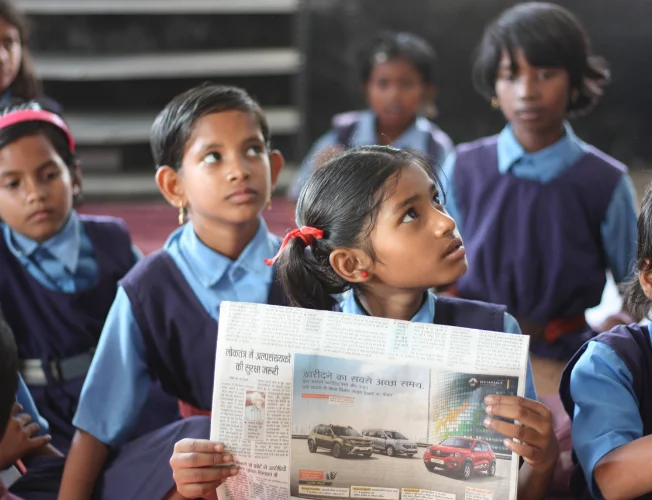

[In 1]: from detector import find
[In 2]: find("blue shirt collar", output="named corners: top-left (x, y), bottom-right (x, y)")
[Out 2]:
top-left (174, 218), bottom-right (277, 288)
top-left (4, 211), bottom-right (81, 272)
top-left (351, 110), bottom-right (429, 152)
top-left (497, 121), bottom-right (584, 175)
top-left (340, 290), bottom-right (436, 323)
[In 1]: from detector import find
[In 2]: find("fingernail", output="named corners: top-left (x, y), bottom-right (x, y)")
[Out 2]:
top-left (214, 444), bottom-right (224, 452)
top-left (223, 454), bottom-right (232, 462)
top-left (44, 434), bottom-right (52, 441)
top-left (484, 396), bottom-right (495, 404)
top-left (485, 405), bottom-right (493, 414)
top-left (503, 438), bottom-right (512, 448)
top-left (483, 418), bottom-right (492, 428)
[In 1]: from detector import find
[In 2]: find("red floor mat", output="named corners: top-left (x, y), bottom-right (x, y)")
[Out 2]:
top-left (79, 197), bottom-right (296, 255)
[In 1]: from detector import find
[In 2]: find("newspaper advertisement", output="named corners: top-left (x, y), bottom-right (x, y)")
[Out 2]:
top-left (211, 302), bottom-right (529, 500)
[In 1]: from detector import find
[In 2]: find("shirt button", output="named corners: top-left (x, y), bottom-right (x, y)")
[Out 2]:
top-left (231, 267), bottom-right (245, 282)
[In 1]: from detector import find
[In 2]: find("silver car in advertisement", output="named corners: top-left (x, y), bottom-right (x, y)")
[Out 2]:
top-left (361, 428), bottom-right (418, 457)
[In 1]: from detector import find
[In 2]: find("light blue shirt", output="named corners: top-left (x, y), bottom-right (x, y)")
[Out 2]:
top-left (442, 123), bottom-right (638, 285)
top-left (289, 109), bottom-right (454, 200)
top-left (569, 337), bottom-right (647, 500)
top-left (73, 219), bottom-right (281, 446)
top-left (15, 374), bottom-right (49, 436)
top-left (339, 291), bottom-right (538, 401)
top-left (1, 211), bottom-right (141, 292)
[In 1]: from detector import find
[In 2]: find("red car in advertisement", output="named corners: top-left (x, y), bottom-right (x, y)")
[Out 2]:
top-left (423, 437), bottom-right (497, 480)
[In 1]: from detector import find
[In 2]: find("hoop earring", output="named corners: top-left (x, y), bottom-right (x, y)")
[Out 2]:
top-left (490, 96), bottom-right (500, 110)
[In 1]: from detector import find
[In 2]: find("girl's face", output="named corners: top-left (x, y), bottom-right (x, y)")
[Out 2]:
top-left (0, 17), bottom-right (21, 92)
top-left (365, 163), bottom-right (467, 290)
top-left (0, 133), bottom-right (78, 243)
top-left (170, 110), bottom-right (282, 229)
top-left (366, 59), bottom-right (429, 133)
top-left (495, 48), bottom-right (570, 138)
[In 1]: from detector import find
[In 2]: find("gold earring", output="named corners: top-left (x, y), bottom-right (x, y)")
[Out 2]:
top-left (266, 199), bottom-right (272, 211)
top-left (178, 205), bottom-right (185, 226)
top-left (571, 89), bottom-right (580, 104)
top-left (491, 96), bottom-right (500, 109)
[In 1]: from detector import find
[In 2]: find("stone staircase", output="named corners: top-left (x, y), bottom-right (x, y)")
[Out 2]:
top-left (14, 0), bottom-right (302, 198)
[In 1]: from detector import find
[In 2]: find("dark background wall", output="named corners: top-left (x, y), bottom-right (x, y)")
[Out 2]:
top-left (300, 0), bottom-right (652, 168)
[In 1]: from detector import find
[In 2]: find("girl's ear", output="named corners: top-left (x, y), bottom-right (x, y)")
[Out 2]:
top-left (155, 166), bottom-right (186, 208)
top-left (268, 149), bottom-right (284, 192)
top-left (329, 248), bottom-right (372, 283)
top-left (69, 161), bottom-right (83, 205)
top-left (639, 261), bottom-right (652, 301)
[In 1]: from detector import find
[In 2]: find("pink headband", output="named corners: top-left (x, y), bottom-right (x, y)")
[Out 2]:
top-left (0, 109), bottom-right (75, 153)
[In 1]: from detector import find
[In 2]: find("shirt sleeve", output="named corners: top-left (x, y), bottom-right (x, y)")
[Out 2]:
top-left (15, 374), bottom-right (49, 436)
top-left (440, 151), bottom-right (463, 236)
top-left (288, 130), bottom-right (339, 201)
top-left (72, 287), bottom-right (152, 447)
top-left (503, 312), bottom-right (538, 401)
top-left (601, 175), bottom-right (638, 285)
top-left (570, 341), bottom-right (641, 499)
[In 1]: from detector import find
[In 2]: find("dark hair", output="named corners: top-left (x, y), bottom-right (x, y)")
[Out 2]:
top-left (150, 83), bottom-right (270, 170)
top-left (473, 2), bottom-right (609, 115)
top-left (361, 31), bottom-right (437, 86)
top-left (0, 0), bottom-right (39, 98)
top-left (277, 146), bottom-right (441, 311)
top-left (624, 186), bottom-right (652, 321)
top-left (0, 308), bottom-right (18, 437)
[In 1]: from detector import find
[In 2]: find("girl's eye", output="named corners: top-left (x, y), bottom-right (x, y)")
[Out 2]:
top-left (44, 169), bottom-right (59, 181)
top-left (537, 70), bottom-right (551, 80)
top-left (3, 180), bottom-right (19, 189)
top-left (432, 193), bottom-right (442, 207)
top-left (246, 146), bottom-right (263, 157)
top-left (203, 152), bottom-right (221, 164)
top-left (401, 208), bottom-right (418, 223)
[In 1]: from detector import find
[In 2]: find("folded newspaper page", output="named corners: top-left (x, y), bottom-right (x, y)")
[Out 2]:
top-left (211, 302), bottom-right (529, 500)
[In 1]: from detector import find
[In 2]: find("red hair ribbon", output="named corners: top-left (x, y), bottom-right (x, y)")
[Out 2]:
top-left (264, 226), bottom-right (324, 266)
top-left (0, 109), bottom-right (75, 153)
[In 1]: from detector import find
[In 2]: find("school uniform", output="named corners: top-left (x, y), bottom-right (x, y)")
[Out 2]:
top-left (72, 219), bottom-right (289, 499)
top-left (289, 109), bottom-right (454, 200)
top-left (339, 291), bottom-right (538, 401)
top-left (0, 212), bottom-right (179, 451)
top-left (442, 123), bottom-right (638, 360)
top-left (559, 324), bottom-right (652, 500)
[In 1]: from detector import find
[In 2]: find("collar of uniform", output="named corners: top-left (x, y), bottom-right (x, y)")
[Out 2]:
top-left (340, 290), bottom-right (436, 323)
top-left (352, 110), bottom-right (425, 150)
top-left (175, 218), bottom-right (276, 288)
top-left (5, 211), bottom-right (81, 273)
top-left (497, 122), bottom-right (584, 177)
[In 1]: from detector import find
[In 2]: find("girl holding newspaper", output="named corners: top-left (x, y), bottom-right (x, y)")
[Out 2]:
top-left (170, 146), bottom-right (558, 499)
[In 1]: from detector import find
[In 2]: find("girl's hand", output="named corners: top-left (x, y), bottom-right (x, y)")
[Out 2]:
top-left (170, 439), bottom-right (239, 499)
top-left (0, 403), bottom-right (51, 469)
top-left (483, 395), bottom-right (559, 472)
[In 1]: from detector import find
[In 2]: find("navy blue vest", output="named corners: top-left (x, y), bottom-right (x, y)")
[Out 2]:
top-left (434, 296), bottom-right (505, 331)
top-left (560, 324), bottom-right (652, 499)
top-left (120, 250), bottom-right (289, 411)
top-left (453, 136), bottom-right (625, 325)
top-left (0, 215), bottom-right (136, 447)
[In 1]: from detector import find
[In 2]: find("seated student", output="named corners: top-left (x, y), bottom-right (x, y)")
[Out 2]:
top-left (0, 101), bottom-right (179, 451)
top-left (58, 84), bottom-right (289, 500)
top-left (0, 0), bottom-right (62, 114)
top-left (442, 3), bottom-right (638, 370)
top-left (560, 185), bottom-right (652, 500)
top-left (0, 308), bottom-right (21, 500)
top-left (170, 146), bottom-right (558, 500)
top-left (289, 31), bottom-right (453, 200)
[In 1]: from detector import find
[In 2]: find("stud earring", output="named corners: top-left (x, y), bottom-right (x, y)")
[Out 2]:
top-left (361, 271), bottom-right (369, 278)
top-left (266, 199), bottom-right (273, 211)
top-left (490, 96), bottom-right (500, 110)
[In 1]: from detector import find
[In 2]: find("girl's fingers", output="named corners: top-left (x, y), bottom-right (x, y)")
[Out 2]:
top-left (170, 451), bottom-right (233, 469)
top-left (173, 465), bottom-right (237, 485)
top-left (484, 417), bottom-right (544, 448)
top-left (173, 439), bottom-right (225, 454)
top-left (502, 438), bottom-right (545, 463)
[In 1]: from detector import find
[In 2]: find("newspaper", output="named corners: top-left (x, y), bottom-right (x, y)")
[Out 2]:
top-left (211, 302), bottom-right (530, 500)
